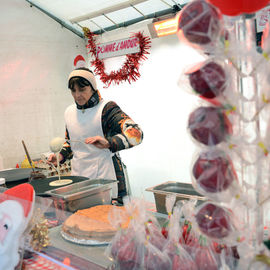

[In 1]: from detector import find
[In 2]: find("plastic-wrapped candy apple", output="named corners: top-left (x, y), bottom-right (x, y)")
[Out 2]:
top-left (177, 0), bottom-right (222, 46)
top-left (172, 253), bottom-right (198, 270)
top-left (188, 106), bottom-right (232, 146)
top-left (192, 149), bottom-right (237, 194)
top-left (164, 240), bottom-right (198, 270)
top-left (195, 202), bottom-right (234, 239)
top-left (187, 61), bottom-right (227, 99)
top-left (144, 243), bottom-right (171, 270)
top-left (145, 219), bottom-right (167, 251)
top-left (194, 244), bottom-right (219, 270)
top-left (110, 229), bottom-right (143, 270)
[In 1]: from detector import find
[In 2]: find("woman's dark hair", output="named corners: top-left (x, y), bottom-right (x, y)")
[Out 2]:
top-left (68, 67), bottom-right (95, 90)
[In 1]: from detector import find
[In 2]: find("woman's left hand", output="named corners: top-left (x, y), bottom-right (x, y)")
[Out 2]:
top-left (85, 136), bottom-right (110, 149)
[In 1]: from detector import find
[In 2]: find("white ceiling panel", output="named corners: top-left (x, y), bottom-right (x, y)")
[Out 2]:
top-left (136, 0), bottom-right (173, 12)
top-left (102, 7), bottom-right (143, 25)
top-left (26, 0), bottom-right (188, 37)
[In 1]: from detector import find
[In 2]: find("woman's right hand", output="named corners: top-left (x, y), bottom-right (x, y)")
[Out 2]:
top-left (47, 153), bottom-right (64, 166)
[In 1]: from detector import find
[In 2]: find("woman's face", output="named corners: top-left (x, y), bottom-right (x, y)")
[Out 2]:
top-left (71, 83), bottom-right (94, 106)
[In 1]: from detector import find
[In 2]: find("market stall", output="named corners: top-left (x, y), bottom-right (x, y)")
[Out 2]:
top-left (2, 0), bottom-right (270, 269)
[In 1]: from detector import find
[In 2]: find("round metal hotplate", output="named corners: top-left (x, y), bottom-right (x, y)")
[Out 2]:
top-left (30, 175), bottom-right (88, 196)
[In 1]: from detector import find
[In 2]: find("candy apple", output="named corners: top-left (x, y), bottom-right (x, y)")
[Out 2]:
top-left (192, 150), bottom-right (236, 193)
top-left (171, 246), bottom-right (198, 270)
top-left (195, 246), bottom-right (219, 270)
top-left (144, 247), bottom-right (171, 270)
top-left (195, 203), bottom-right (232, 239)
top-left (188, 61), bottom-right (227, 99)
top-left (188, 106), bottom-right (231, 146)
top-left (177, 0), bottom-right (222, 45)
top-left (146, 222), bottom-right (167, 250)
top-left (117, 240), bottom-right (141, 270)
top-left (111, 231), bottom-right (142, 269)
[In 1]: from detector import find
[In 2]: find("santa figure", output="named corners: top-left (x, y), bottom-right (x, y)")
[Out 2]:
top-left (0, 183), bottom-right (35, 270)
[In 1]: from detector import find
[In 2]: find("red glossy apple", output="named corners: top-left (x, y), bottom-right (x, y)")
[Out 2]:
top-left (188, 106), bottom-right (231, 146)
top-left (192, 150), bottom-right (236, 193)
top-left (195, 203), bottom-right (232, 239)
top-left (177, 0), bottom-right (222, 45)
top-left (188, 61), bottom-right (227, 99)
top-left (208, 0), bottom-right (268, 16)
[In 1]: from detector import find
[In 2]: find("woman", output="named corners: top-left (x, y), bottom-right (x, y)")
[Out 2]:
top-left (48, 67), bottom-right (143, 202)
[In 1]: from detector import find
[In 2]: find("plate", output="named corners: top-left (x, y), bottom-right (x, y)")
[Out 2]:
top-left (60, 230), bottom-right (110, 246)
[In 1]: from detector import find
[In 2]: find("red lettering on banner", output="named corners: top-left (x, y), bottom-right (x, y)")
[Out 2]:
top-left (105, 45), bottom-right (110, 52)
top-left (96, 37), bottom-right (140, 58)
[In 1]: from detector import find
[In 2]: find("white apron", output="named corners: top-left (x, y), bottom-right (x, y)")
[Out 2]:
top-left (64, 99), bottom-right (118, 198)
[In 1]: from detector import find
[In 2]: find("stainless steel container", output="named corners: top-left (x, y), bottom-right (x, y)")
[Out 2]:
top-left (146, 181), bottom-right (205, 214)
top-left (45, 179), bottom-right (117, 212)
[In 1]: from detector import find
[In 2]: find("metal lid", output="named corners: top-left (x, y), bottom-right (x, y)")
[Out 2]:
top-left (0, 177), bottom-right (6, 185)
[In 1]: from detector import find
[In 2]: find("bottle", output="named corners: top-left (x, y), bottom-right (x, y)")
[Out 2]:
top-left (0, 177), bottom-right (7, 191)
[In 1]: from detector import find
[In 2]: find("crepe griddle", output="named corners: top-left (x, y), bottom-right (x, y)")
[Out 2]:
top-left (30, 175), bottom-right (89, 196)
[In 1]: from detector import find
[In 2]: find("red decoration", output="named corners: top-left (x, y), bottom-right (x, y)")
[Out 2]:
top-left (208, 0), bottom-right (268, 16)
top-left (84, 28), bottom-right (151, 88)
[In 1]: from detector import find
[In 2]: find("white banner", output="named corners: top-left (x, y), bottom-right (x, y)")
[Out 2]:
top-left (96, 37), bottom-right (140, 59)
top-left (256, 6), bottom-right (270, 33)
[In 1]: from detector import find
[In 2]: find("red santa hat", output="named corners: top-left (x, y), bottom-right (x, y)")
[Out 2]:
top-left (0, 183), bottom-right (35, 218)
top-left (74, 55), bottom-right (86, 68)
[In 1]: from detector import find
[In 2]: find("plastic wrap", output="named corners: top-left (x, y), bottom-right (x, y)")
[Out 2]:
top-left (188, 106), bottom-right (232, 146)
top-left (191, 148), bottom-right (245, 205)
top-left (161, 194), bottom-right (176, 238)
top-left (195, 201), bottom-right (238, 244)
top-left (176, 0), bottom-right (223, 52)
top-left (179, 57), bottom-right (233, 103)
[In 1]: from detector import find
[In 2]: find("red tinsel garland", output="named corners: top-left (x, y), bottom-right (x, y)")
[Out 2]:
top-left (83, 27), bottom-right (151, 88)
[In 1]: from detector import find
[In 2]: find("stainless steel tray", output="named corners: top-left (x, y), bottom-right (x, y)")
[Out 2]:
top-left (146, 181), bottom-right (205, 214)
top-left (45, 179), bottom-right (117, 212)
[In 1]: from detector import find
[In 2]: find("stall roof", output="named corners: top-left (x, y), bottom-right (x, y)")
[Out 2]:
top-left (26, 0), bottom-right (189, 38)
